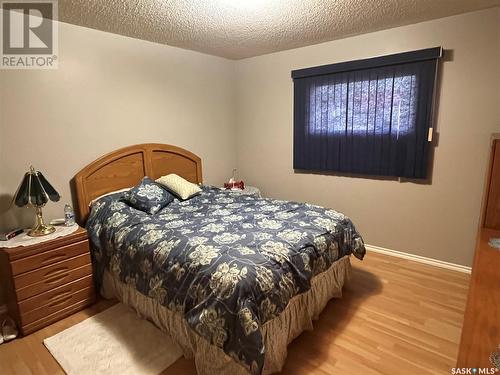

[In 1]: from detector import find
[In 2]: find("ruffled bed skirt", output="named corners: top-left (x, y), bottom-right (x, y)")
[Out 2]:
top-left (101, 255), bottom-right (351, 374)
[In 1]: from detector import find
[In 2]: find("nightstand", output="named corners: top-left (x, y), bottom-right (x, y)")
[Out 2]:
top-left (223, 186), bottom-right (261, 197)
top-left (0, 226), bottom-right (95, 336)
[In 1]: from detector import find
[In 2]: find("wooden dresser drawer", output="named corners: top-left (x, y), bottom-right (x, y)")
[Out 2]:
top-left (20, 286), bottom-right (95, 326)
top-left (14, 254), bottom-right (92, 301)
top-left (22, 299), bottom-right (94, 335)
top-left (0, 226), bottom-right (95, 336)
top-left (10, 240), bottom-right (90, 276)
top-left (18, 275), bottom-right (94, 315)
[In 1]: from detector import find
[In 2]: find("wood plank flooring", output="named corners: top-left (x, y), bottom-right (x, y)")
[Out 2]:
top-left (0, 251), bottom-right (470, 375)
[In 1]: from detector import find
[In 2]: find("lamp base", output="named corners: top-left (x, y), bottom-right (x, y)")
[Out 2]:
top-left (27, 205), bottom-right (56, 237)
top-left (28, 223), bottom-right (56, 237)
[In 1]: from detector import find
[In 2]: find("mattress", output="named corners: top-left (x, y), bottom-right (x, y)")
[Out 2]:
top-left (87, 186), bottom-right (365, 374)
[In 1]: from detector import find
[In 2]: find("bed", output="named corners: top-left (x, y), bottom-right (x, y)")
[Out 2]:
top-left (74, 143), bottom-right (366, 375)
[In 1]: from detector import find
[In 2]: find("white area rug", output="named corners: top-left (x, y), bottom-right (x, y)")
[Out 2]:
top-left (44, 303), bottom-right (182, 375)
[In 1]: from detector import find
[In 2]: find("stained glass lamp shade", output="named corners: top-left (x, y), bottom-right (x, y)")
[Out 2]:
top-left (14, 166), bottom-right (61, 237)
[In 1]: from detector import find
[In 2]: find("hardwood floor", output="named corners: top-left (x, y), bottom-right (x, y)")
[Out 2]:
top-left (0, 251), bottom-right (470, 375)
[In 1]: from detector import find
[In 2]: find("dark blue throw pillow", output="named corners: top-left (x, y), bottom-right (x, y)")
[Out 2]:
top-left (122, 177), bottom-right (174, 214)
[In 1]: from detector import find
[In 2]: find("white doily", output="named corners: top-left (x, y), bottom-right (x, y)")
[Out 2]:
top-left (1, 225), bottom-right (79, 248)
top-left (220, 186), bottom-right (261, 197)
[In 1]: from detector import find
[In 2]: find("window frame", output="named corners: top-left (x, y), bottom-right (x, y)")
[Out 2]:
top-left (291, 47), bottom-right (442, 179)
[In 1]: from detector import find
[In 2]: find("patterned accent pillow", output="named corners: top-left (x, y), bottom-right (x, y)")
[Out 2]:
top-left (122, 177), bottom-right (174, 214)
top-left (156, 174), bottom-right (201, 200)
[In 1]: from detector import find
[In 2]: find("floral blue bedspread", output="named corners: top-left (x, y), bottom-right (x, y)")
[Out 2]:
top-left (87, 186), bottom-right (365, 374)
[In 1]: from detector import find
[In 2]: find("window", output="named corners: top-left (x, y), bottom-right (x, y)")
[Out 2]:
top-left (292, 47), bottom-right (442, 179)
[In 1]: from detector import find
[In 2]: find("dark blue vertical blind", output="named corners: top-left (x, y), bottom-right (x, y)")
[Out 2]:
top-left (292, 48), bottom-right (442, 179)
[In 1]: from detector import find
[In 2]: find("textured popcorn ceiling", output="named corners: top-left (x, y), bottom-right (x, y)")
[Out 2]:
top-left (59, 0), bottom-right (500, 59)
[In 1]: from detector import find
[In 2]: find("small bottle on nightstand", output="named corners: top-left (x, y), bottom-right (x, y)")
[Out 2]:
top-left (64, 204), bottom-right (75, 226)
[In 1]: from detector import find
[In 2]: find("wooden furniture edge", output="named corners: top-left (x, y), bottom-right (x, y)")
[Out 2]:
top-left (456, 134), bottom-right (500, 366)
top-left (0, 227), bottom-right (88, 260)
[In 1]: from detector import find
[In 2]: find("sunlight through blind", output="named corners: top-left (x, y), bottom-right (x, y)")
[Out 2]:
top-left (292, 48), bottom-right (442, 179)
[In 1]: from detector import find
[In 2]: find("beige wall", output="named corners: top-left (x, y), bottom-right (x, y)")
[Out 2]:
top-left (0, 19), bottom-right (236, 231)
top-left (235, 7), bottom-right (500, 267)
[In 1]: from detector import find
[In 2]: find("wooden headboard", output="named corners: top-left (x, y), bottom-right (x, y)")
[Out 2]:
top-left (73, 143), bottom-right (202, 224)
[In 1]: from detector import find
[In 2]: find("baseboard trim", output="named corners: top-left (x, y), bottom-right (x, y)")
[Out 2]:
top-left (365, 244), bottom-right (472, 274)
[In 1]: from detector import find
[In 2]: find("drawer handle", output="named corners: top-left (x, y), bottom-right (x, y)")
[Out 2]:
top-left (40, 253), bottom-right (68, 266)
top-left (48, 293), bottom-right (73, 308)
top-left (43, 268), bottom-right (70, 284)
top-left (48, 289), bottom-right (72, 303)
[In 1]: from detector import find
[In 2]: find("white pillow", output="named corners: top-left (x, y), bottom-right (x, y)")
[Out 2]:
top-left (156, 174), bottom-right (201, 200)
top-left (89, 187), bottom-right (131, 206)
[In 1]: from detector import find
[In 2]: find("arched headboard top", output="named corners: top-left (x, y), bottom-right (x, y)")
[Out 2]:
top-left (73, 143), bottom-right (202, 224)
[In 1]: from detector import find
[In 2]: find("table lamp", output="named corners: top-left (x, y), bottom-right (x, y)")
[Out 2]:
top-left (13, 166), bottom-right (61, 237)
